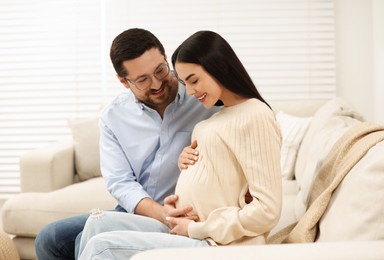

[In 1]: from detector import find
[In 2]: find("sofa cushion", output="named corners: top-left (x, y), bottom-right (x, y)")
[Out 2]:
top-left (294, 115), bottom-right (361, 218)
top-left (269, 194), bottom-right (298, 237)
top-left (68, 117), bottom-right (101, 181)
top-left (276, 111), bottom-right (312, 180)
top-left (12, 237), bottom-right (34, 260)
top-left (294, 98), bottom-right (364, 188)
top-left (317, 140), bottom-right (384, 241)
top-left (131, 241), bottom-right (384, 260)
top-left (282, 180), bottom-right (299, 195)
top-left (1, 177), bottom-right (116, 237)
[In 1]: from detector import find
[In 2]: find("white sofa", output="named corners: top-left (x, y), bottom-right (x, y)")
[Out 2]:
top-left (2, 97), bottom-right (384, 259)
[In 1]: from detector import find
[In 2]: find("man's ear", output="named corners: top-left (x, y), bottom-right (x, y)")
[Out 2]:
top-left (117, 74), bottom-right (130, 89)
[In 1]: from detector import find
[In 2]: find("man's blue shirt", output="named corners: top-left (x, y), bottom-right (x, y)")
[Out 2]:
top-left (99, 84), bottom-right (220, 213)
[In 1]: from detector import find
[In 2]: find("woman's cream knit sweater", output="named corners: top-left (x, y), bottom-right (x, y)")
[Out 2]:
top-left (175, 98), bottom-right (282, 246)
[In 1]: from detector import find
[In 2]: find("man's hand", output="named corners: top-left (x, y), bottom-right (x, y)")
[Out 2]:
top-left (163, 195), bottom-right (198, 229)
top-left (178, 140), bottom-right (199, 170)
top-left (135, 195), bottom-right (196, 226)
top-left (166, 216), bottom-right (193, 237)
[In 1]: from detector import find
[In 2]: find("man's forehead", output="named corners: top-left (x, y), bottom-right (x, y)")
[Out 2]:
top-left (123, 48), bottom-right (165, 77)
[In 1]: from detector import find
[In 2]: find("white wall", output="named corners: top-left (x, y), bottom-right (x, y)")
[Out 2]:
top-left (372, 0), bottom-right (384, 123)
top-left (336, 0), bottom-right (384, 123)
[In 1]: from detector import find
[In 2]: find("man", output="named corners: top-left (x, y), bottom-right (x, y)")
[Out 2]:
top-left (35, 28), bottom-right (220, 260)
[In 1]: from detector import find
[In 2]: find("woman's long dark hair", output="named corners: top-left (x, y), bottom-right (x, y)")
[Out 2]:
top-left (171, 30), bottom-right (270, 108)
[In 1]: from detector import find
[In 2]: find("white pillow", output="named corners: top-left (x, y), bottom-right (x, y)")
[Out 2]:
top-left (276, 111), bottom-right (312, 180)
top-left (68, 117), bottom-right (101, 181)
top-left (294, 97), bottom-right (364, 186)
top-left (294, 116), bottom-right (361, 219)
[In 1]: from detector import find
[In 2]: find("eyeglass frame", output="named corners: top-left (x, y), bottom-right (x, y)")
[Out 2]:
top-left (124, 62), bottom-right (171, 91)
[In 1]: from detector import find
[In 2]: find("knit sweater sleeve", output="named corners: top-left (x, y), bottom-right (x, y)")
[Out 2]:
top-left (188, 105), bottom-right (282, 245)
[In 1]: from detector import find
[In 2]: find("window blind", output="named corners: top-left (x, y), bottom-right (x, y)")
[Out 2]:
top-left (0, 0), bottom-right (335, 198)
top-left (0, 0), bottom-right (118, 198)
top-left (120, 0), bottom-right (336, 101)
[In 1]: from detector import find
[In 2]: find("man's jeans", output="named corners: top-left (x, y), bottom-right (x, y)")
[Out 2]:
top-left (35, 206), bottom-right (126, 260)
top-left (77, 211), bottom-right (210, 259)
top-left (35, 214), bottom-right (88, 260)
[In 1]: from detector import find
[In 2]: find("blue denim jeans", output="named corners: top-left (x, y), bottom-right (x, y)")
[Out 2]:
top-left (35, 206), bottom-right (126, 260)
top-left (35, 214), bottom-right (89, 260)
top-left (77, 211), bottom-right (210, 259)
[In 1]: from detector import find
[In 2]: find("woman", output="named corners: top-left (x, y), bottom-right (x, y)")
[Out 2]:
top-left (78, 30), bottom-right (282, 259)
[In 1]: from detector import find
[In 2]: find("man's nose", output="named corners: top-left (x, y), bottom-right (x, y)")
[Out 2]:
top-left (150, 76), bottom-right (162, 90)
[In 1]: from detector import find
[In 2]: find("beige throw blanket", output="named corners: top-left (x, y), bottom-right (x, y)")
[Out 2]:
top-left (268, 122), bottom-right (384, 244)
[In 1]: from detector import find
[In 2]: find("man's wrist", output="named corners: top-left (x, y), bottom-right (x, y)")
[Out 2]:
top-left (135, 197), bottom-right (165, 223)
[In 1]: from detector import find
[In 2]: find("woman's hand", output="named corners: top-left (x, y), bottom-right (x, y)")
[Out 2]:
top-left (166, 216), bottom-right (193, 237)
top-left (178, 140), bottom-right (199, 170)
top-left (163, 195), bottom-right (198, 228)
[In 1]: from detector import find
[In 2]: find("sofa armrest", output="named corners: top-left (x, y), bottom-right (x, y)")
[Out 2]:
top-left (19, 139), bottom-right (76, 192)
top-left (132, 241), bottom-right (384, 260)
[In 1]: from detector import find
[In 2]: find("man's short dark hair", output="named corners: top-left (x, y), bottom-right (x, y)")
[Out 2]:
top-left (110, 28), bottom-right (165, 77)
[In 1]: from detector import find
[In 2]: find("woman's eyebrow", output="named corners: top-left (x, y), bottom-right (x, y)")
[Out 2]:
top-left (185, 73), bottom-right (195, 81)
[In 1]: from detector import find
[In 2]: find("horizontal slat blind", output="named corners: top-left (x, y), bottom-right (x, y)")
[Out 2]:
top-left (116, 0), bottom-right (336, 101)
top-left (0, 0), bottom-right (335, 198)
top-left (0, 0), bottom-right (109, 198)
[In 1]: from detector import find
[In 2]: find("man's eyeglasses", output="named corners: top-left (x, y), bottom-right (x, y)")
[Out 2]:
top-left (125, 63), bottom-right (170, 91)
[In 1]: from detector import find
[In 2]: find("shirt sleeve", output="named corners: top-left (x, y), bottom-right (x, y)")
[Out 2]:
top-left (188, 109), bottom-right (282, 244)
top-left (99, 118), bottom-right (150, 213)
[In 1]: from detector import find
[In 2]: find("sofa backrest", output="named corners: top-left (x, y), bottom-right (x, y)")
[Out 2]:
top-left (271, 99), bottom-right (327, 118)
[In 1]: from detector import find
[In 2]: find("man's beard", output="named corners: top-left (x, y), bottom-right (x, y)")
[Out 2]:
top-left (143, 80), bottom-right (173, 108)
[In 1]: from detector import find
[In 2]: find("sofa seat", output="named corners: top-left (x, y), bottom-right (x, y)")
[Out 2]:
top-left (270, 193), bottom-right (297, 236)
top-left (132, 240), bottom-right (384, 260)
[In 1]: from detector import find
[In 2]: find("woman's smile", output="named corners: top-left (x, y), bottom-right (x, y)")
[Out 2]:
top-left (196, 93), bottom-right (207, 102)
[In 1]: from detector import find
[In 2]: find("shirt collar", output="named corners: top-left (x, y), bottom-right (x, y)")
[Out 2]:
top-left (175, 82), bottom-right (186, 105)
